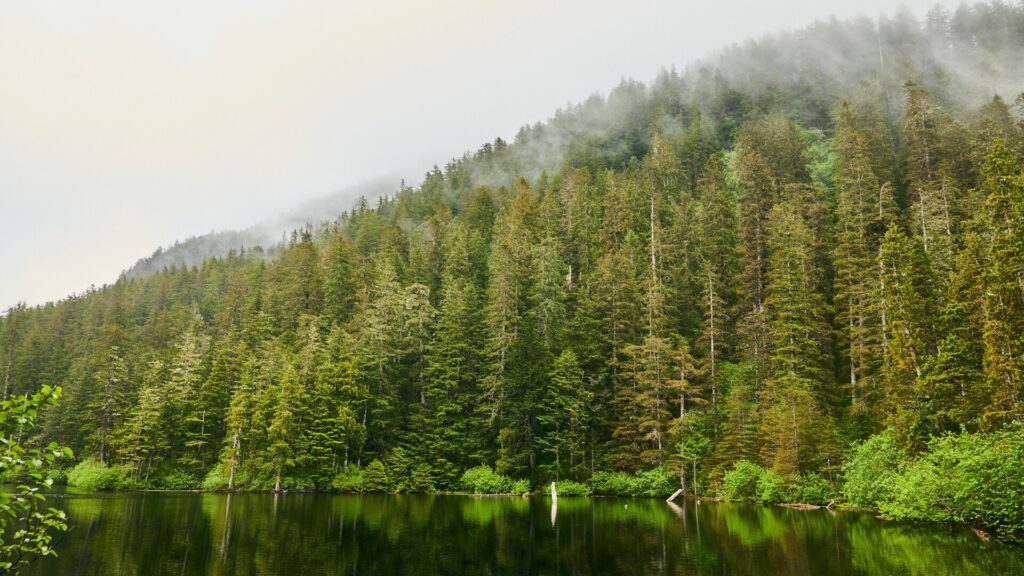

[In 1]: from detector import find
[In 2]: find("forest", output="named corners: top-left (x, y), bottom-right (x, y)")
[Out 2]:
top-left (1, 1), bottom-right (1023, 537)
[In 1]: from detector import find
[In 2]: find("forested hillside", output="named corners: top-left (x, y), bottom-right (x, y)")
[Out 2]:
top-left (2, 3), bottom-right (1023, 506)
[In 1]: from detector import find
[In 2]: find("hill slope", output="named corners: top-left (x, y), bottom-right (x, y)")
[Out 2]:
top-left (1, 4), bottom-right (1023, 528)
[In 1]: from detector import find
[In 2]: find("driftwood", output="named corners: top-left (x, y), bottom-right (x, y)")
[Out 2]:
top-left (777, 503), bottom-right (822, 510)
top-left (666, 489), bottom-right (683, 503)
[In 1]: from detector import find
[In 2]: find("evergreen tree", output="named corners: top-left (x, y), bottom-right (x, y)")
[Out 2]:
top-left (537, 350), bottom-right (591, 479)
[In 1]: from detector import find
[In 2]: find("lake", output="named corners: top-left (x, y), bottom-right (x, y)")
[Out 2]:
top-left (21, 491), bottom-right (1024, 575)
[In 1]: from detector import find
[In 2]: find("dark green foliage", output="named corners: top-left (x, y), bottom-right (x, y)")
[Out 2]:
top-left (361, 460), bottom-right (390, 493)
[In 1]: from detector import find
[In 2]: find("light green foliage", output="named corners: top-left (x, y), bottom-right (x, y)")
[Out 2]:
top-left (788, 472), bottom-right (835, 505)
top-left (67, 460), bottom-right (136, 491)
top-left (551, 480), bottom-right (591, 497)
top-left (460, 465), bottom-right (528, 494)
top-left (332, 466), bottom-right (364, 493)
top-left (757, 468), bottom-right (787, 504)
top-left (842, 430), bottom-right (905, 508)
top-left (200, 468), bottom-right (230, 491)
top-left (0, 386), bottom-right (71, 574)
top-left (878, 424), bottom-right (1024, 541)
top-left (719, 461), bottom-right (786, 504)
top-left (719, 461), bottom-right (766, 502)
top-left (587, 468), bottom-right (674, 497)
top-left (156, 468), bottom-right (199, 490)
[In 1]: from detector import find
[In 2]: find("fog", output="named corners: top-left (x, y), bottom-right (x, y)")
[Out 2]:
top-left (0, 0), bottom-right (959, 309)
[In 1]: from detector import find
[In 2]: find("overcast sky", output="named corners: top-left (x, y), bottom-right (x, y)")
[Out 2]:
top-left (1, 0), bottom-right (953, 309)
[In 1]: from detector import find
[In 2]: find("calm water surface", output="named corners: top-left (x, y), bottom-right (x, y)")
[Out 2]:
top-left (22, 491), bottom-right (1024, 575)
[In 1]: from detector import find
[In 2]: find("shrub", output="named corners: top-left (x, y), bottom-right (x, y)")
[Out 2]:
top-left (551, 480), bottom-right (591, 496)
top-left (719, 461), bottom-right (791, 504)
top-left (509, 479), bottom-right (530, 495)
top-left (757, 468), bottom-right (787, 504)
top-left (460, 465), bottom-right (526, 494)
top-left (279, 476), bottom-right (315, 491)
top-left (67, 459), bottom-right (136, 491)
top-left (44, 465), bottom-right (71, 486)
top-left (878, 425), bottom-right (1024, 541)
top-left (409, 464), bottom-right (435, 493)
top-left (157, 468), bottom-right (199, 490)
top-left (361, 459), bottom-right (390, 492)
top-left (635, 468), bottom-right (674, 497)
top-left (587, 468), bottom-right (674, 497)
top-left (789, 472), bottom-right (835, 505)
top-left (201, 468), bottom-right (230, 490)
top-left (332, 466), bottom-right (364, 493)
top-left (719, 460), bottom-right (764, 502)
top-left (842, 430), bottom-right (905, 508)
top-left (587, 471), bottom-right (633, 496)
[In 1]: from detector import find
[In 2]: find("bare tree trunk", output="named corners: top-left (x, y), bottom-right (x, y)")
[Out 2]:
top-left (228, 430), bottom-right (240, 490)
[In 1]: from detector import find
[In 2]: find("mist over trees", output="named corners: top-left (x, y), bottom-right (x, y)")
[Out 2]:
top-left (2, 2), bottom-right (1023, 499)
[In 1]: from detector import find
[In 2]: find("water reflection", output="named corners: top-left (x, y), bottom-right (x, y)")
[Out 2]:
top-left (22, 491), bottom-right (1024, 576)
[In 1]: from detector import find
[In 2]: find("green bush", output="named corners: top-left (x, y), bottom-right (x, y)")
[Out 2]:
top-left (44, 465), bottom-right (71, 486)
top-left (332, 466), bottom-right (364, 493)
top-left (587, 471), bottom-right (632, 495)
top-left (635, 468), bottom-right (674, 497)
top-left (789, 472), bottom-right (835, 505)
top-left (361, 459), bottom-right (390, 492)
top-left (551, 480), bottom-right (591, 496)
top-left (719, 460), bottom-right (764, 501)
top-left (842, 430), bottom-right (905, 508)
top-left (878, 425), bottom-right (1024, 541)
top-left (67, 459), bottom-right (136, 491)
top-left (587, 468), bottom-right (674, 497)
top-left (409, 464), bottom-right (435, 493)
top-left (719, 461), bottom-right (791, 504)
top-left (460, 465), bottom-right (526, 494)
top-left (757, 468), bottom-right (787, 504)
top-left (279, 476), bottom-right (315, 491)
top-left (156, 468), bottom-right (199, 490)
top-left (510, 479), bottom-right (530, 495)
top-left (201, 468), bottom-right (230, 490)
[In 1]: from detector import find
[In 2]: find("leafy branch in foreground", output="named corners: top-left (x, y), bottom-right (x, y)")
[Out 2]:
top-left (0, 385), bottom-right (72, 575)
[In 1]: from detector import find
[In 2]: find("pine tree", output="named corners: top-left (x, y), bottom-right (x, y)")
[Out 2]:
top-left (484, 179), bottom-right (538, 476)
top-left (975, 141), bottom-right (1024, 426)
top-left (421, 223), bottom-right (486, 486)
top-left (84, 345), bottom-right (129, 464)
top-left (537, 350), bottom-right (591, 479)
top-left (902, 82), bottom-right (962, 277)
top-left (877, 226), bottom-right (939, 446)
top-left (268, 363), bottom-right (303, 492)
top-left (696, 155), bottom-right (739, 437)
top-left (761, 205), bottom-right (831, 475)
top-left (833, 101), bottom-right (886, 411)
top-left (735, 115), bottom-right (809, 388)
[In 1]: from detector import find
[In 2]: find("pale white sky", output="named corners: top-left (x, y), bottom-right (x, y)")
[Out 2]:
top-left (0, 0), bottom-right (950, 309)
